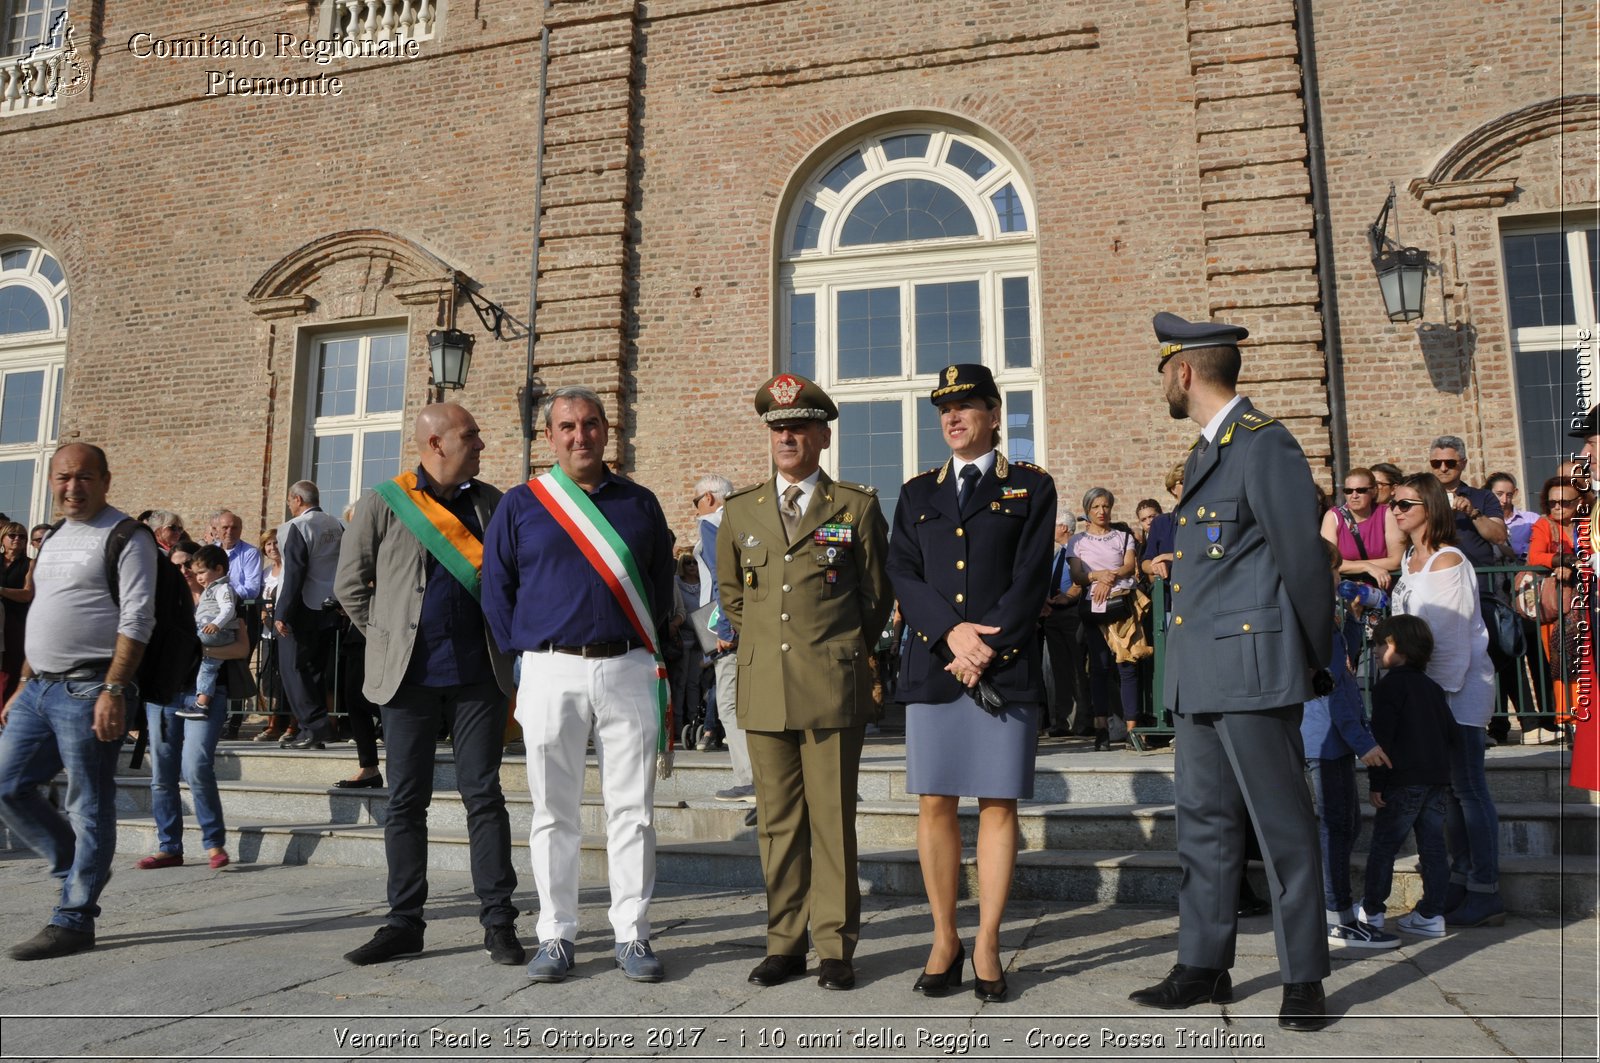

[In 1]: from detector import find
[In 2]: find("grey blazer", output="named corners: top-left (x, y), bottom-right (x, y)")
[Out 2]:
top-left (1162, 398), bottom-right (1333, 714)
top-left (333, 479), bottom-right (515, 707)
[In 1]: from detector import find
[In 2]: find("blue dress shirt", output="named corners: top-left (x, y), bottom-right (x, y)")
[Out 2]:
top-left (225, 540), bottom-right (264, 601)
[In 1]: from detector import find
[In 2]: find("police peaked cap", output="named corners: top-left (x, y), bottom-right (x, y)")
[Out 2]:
top-left (929, 363), bottom-right (1001, 406)
top-left (1153, 311), bottom-right (1249, 372)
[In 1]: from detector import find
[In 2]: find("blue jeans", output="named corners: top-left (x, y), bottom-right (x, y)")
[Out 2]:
top-left (0, 675), bottom-right (121, 932)
top-left (194, 625), bottom-right (234, 700)
top-left (1306, 755), bottom-right (1361, 914)
top-left (146, 691), bottom-right (228, 854)
top-left (1362, 783), bottom-right (1450, 917)
top-left (1445, 723), bottom-right (1500, 891)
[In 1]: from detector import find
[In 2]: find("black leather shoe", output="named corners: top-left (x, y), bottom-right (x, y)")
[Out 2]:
top-left (912, 943), bottom-right (964, 995)
top-left (344, 925), bottom-right (424, 966)
top-left (747, 954), bottom-right (806, 987)
top-left (334, 774), bottom-right (384, 789)
top-left (1129, 964), bottom-right (1233, 1010)
top-left (817, 958), bottom-right (855, 990)
top-left (285, 733), bottom-right (325, 750)
top-left (1278, 981), bottom-right (1328, 1031)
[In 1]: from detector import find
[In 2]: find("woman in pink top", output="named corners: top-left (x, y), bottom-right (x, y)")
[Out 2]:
top-left (1067, 487), bottom-right (1140, 751)
top-left (1320, 466), bottom-right (1405, 588)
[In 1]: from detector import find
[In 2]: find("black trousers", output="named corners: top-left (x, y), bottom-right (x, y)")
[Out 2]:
top-left (381, 680), bottom-right (517, 932)
top-left (1039, 608), bottom-right (1092, 733)
top-left (278, 608), bottom-right (331, 739)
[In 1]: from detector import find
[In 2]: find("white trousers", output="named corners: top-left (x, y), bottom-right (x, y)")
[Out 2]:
top-left (516, 647), bottom-right (659, 943)
top-left (714, 654), bottom-right (752, 787)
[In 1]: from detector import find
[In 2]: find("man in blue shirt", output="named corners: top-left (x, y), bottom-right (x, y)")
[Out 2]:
top-left (213, 509), bottom-right (263, 739)
top-left (693, 473), bottom-right (756, 801)
top-left (483, 385), bottom-right (674, 986)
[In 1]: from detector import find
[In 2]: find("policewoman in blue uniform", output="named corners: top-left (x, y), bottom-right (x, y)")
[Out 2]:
top-left (1129, 313), bottom-right (1333, 1032)
top-left (886, 364), bottom-right (1055, 1003)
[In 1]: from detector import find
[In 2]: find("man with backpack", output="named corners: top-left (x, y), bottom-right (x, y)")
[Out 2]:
top-left (0, 443), bottom-right (158, 960)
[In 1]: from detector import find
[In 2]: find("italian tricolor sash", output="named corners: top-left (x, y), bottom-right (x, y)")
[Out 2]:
top-left (527, 464), bottom-right (674, 777)
top-left (372, 471), bottom-right (484, 601)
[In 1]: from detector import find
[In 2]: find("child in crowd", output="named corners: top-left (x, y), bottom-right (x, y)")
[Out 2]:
top-left (1359, 614), bottom-right (1457, 938)
top-left (178, 544), bottom-right (238, 720)
top-left (1303, 541), bottom-right (1397, 949)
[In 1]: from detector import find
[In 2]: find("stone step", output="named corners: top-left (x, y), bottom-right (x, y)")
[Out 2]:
top-left (140, 739), bottom-right (1599, 807)
top-left (109, 815), bottom-right (1596, 918)
top-left (109, 772), bottom-right (1600, 859)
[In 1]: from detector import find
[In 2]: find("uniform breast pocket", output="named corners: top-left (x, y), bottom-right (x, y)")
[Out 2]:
top-left (813, 547), bottom-right (858, 599)
top-left (1211, 605), bottom-right (1283, 697)
top-left (740, 546), bottom-right (769, 603)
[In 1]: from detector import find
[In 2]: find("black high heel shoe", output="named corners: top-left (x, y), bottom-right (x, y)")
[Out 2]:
top-left (972, 964), bottom-right (1008, 1003)
top-left (912, 943), bottom-right (964, 995)
top-left (1093, 727), bottom-right (1109, 752)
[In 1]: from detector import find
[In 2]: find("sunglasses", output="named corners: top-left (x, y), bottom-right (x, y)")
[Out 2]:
top-left (691, 492), bottom-right (710, 508)
top-left (1340, 486), bottom-right (1373, 495)
top-left (1429, 459), bottom-right (1461, 470)
top-left (1548, 497), bottom-right (1580, 508)
top-left (1391, 499), bottom-right (1426, 512)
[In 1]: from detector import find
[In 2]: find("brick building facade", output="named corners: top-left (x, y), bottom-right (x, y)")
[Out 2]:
top-left (0, 0), bottom-right (1592, 544)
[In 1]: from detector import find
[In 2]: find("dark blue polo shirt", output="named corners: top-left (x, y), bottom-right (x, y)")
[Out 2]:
top-left (402, 466), bottom-right (493, 688)
top-left (481, 471), bottom-right (674, 653)
top-left (1450, 482), bottom-right (1501, 569)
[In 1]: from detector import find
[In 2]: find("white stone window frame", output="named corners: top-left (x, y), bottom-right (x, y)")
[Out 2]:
top-left (317, 0), bottom-right (444, 47)
top-left (301, 324), bottom-right (408, 519)
top-left (0, 241), bottom-right (66, 525)
top-left (778, 126), bottom-right (1043, 497)
top-left (1499, 217), bottom-right (1599, 486)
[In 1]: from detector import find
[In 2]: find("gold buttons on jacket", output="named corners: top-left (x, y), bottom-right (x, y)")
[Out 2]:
top-left (780, 613), bottom-right (790, 621)
top-left (1242, 623), bottom-right (1251, 631)
top-left (782, 584), bottom-right (791, 592)
top-left (1179, 517), bottom-right (1187, 526)
top-left (781, 643), bottom-right (791, 652)
top-left (955, 528), bottom-right (965, 537)
top-left (1174, 615), bottom-right (1183, 625)
top-left (1175, 550), bottom-right (1183, 559)
top-left (784, 553), bottom-right (793, 562)
top-left (956, 560), bottom-right (965, 570)
top-left (1172, 584), bottom-right (1180, 593)
top-left (955, 593), bottom-right (965, 603)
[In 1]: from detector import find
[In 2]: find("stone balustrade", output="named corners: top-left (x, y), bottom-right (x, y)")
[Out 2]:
top-left (331, 0), bottom-right (437, 45)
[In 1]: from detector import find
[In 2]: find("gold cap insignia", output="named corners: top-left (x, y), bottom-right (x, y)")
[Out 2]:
top-left (945, 366), bottom-right (959, 386)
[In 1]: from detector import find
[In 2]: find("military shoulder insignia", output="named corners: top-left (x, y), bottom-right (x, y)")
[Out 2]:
top-left (995, 451), bottom-right (1010, 479)
top-left (725, 483), bottom-right (762, 500)
top-left (836, 480), bottom-right (877, 495)
top-left (1010, 459), bottom-right (1047, 473)
top-left (1237, 410), bottom-right (1277, 430)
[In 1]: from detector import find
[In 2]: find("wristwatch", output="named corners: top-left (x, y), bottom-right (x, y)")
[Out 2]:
top-left (100, 682), bottom-right (127, 697)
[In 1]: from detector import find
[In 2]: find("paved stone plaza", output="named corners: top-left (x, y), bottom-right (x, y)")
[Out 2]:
top-left (0, 850), bottom-right (1594, 1062)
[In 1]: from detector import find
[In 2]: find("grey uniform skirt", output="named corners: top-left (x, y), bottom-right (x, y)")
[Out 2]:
top-left (905, 694), bottom-right (1039, 799)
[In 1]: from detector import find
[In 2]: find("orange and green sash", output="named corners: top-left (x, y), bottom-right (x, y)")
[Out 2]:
top-left (372, 471), bottom-right (484, 601)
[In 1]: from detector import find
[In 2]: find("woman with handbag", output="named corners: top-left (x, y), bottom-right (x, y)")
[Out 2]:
top-left (1068, 487), bottom-right (1140, 751)
top-left (1520, 476), bottom-right (1592, 730)
top-left (1319, 466), bottom-right (1405, 588)
top-left (1388, 473), bottom-right (1503, 927)
top-left (887, 364), bottom-right (1056, 1003)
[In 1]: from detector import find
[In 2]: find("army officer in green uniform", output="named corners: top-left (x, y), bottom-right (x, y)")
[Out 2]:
top-left (717, 372), bottom-right (892, 992)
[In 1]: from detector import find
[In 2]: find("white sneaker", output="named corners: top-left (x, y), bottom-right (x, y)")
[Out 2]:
top-left (1327, 920), bottom-right (1401, 950)
top-left (1357, 904), bottom-right (1385, 929)
top-left (1396, 910), bottom-right (1446, 938)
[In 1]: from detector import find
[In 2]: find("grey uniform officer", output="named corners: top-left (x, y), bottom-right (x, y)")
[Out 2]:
top-left (1129, 312), bottom-right (1333, 1032)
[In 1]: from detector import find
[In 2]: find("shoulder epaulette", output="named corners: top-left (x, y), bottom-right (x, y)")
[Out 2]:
top-left (1237, 410), bottom-right (1278, 430)
top-left (836, 480), bottom-right (878, 496)
top-left (726, 482), bottom-right (762, 500)
top-left (1010, 460), bottom-right (1047, 472)
top-left (909, 465), bottom-right (941, 480)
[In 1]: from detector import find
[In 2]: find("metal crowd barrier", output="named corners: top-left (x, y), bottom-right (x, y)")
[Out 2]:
top-left (1128, 563), bottom-right (1576, 751)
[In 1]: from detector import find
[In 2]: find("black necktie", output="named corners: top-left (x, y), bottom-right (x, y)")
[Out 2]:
top-left (958, 465), bottom-right (981, 510)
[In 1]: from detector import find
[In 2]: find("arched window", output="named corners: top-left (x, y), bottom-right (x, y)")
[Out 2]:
top-left (779, 125), bottom-right (1041, 519)
top-left (0, 240), bottom-right (66, 524)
